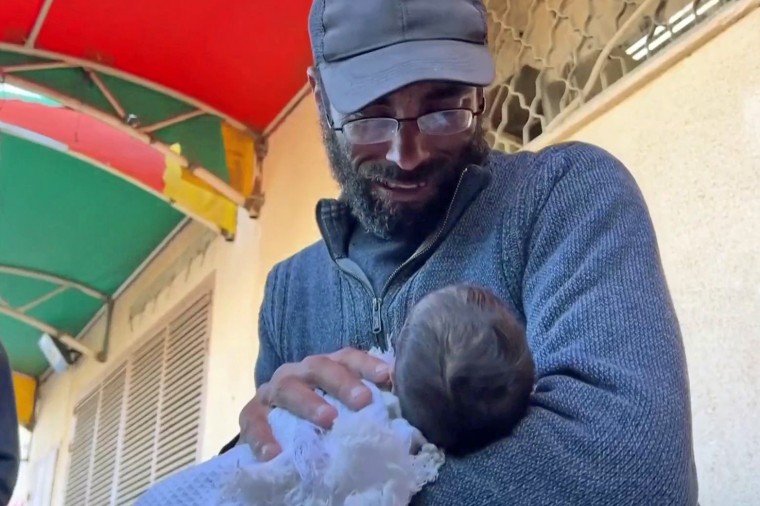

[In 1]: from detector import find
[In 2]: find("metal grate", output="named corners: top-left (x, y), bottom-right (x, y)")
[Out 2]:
top-left (482, 0), bottom-right (740, 152)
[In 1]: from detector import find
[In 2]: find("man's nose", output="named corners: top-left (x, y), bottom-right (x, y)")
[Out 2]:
top-left (385, 122), bottom-right (430, 171)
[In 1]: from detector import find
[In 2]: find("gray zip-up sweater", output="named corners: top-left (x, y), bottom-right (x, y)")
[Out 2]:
top-left (253, 141), bottom-right (699, 505)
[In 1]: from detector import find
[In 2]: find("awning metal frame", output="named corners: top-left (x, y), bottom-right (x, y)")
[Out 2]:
top-left (0, 41), bottom-right (268, 219)
top-left (0, 264), bottom-right (113, 363)
top-left (0, 112), bottom-right (230, 237)
top-left (0, 72), bottom-right (247, 207)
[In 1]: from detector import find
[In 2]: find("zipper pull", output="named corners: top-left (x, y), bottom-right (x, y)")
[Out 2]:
top-left (372, 298), bottom-right (382, 334)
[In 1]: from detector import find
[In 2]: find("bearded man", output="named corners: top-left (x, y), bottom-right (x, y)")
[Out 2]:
top-left (228, 0), bottom-right (700, 504)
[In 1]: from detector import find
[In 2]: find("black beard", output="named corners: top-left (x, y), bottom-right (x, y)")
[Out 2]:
top-left (318, 110), bottom-right (490, 240)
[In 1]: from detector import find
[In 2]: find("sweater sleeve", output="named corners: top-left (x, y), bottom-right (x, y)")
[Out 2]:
top-left (413, 143), bottom-right (698, 506)
top-left (0, 342), bottom-right (20, 504)
top-left (254, 265), bottom-right (286, 389)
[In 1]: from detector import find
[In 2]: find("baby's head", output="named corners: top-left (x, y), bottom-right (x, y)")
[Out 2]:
top-left (392, 284), bottom-right (535, 456)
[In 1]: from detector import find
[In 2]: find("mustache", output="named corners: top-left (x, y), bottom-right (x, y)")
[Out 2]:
top-left (358, 158), bottom-right (454, 184)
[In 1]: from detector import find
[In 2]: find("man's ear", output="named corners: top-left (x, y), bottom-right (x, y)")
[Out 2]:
top-left (307, 66), bottom-right (325, 110)
top-left (476, 86), bottom-right (486, 111)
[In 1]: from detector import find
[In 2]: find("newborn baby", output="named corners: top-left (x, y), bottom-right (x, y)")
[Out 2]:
top-left (135, 284), bottom-right (534, 505)
top-left (393, 284), bottom-right (535, 456)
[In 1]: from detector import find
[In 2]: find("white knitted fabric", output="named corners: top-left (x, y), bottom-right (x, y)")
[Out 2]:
top-left (135, 348), bottom-right (444, 506)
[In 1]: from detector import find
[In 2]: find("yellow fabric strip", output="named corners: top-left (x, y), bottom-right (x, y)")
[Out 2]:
top-left (221, 122), bottom-right (256, 196)
top-left (163, 144), bottom-right (237, 236)
top-left (12, 371), bottom-right (36, 429)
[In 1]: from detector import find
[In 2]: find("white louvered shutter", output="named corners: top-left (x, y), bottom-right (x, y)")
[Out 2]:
top-left (88, 366), bottom-right (128, 505)
top-left (64, 391), bottom-right (99, 506)
top-left (62, 290), bottom-right (211, 506)
top-left (115, 333), bottom-right (165, 505)
top-left (154, 293), bottom-right (209, 482)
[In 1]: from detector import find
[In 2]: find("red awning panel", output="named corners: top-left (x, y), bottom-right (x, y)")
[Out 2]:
top-left (0, 0), bottom-right (314, 132)
top-left (0, 98), bottom-right (165, 192)
top-left (0, 1), bottom-right (45, 41)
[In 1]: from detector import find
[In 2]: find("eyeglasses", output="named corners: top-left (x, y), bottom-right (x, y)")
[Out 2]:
top-left (330, 99), bottom-right (485, 145)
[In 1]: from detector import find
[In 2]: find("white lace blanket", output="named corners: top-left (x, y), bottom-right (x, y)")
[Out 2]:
top-left (135, 350), bottom-right (444, 506)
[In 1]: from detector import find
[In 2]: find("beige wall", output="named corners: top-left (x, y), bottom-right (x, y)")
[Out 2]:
top-left (254, 95), bottom-right (339, 285)
top-left (565, 9), bottom-right (760, 505)
top-left (24, 8), bottom-right (758, 506)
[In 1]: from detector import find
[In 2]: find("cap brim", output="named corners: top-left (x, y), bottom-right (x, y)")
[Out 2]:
top-left (319, 39), bottom-right (495, 114)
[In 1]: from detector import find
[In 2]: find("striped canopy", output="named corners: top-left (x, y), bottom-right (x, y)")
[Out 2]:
top-left (0, 0), bottom-right (314, 426)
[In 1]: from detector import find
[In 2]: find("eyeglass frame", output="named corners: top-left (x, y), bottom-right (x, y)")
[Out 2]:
top-left (324, 94), bottom-right (487, 145)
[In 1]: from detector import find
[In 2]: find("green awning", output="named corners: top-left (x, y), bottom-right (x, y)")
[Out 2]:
top-left (0, 131), bottom-right (183, 376)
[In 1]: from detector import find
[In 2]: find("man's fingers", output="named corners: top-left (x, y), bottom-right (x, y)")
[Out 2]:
top-left (273, 376), bottom-right (338, 428)
top-left (239, 348), bottom-right (390, 462)
top-left (301, 354), bottom-right (373, 410)
top-left (329, 347), bottom-right (391, 384)
top-left (239, 389), bottom-right (281, 461)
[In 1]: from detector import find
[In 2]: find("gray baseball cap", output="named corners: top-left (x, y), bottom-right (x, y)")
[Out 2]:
top-left (308, 0), bottom-right (495, 114)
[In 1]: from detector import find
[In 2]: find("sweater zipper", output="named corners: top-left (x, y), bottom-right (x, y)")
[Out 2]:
top-left (331, 260), bottom-right (384, 342)
top-left (329, 166), bottom-right (471, 347)
top-left (373, 166), bottom-right (471, 337)
top-left (372, 298), bottom-right (382, 334)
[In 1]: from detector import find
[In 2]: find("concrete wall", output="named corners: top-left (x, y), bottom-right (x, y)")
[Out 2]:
top-left (23, 7), bottom-right (758, 506)
top-left (565, 8), bottom-right (760, 505)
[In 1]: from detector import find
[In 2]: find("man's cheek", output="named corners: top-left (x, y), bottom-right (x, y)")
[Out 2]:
top-left (350, 143), bottom-right (389, 167)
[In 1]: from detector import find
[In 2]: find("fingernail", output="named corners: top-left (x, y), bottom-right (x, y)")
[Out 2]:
top-left (316, 404), bottom-right (333, 420)
top-left (351, 385), bottom-right (368, 400)
top-left (261, 443), bottom-right (279, 460)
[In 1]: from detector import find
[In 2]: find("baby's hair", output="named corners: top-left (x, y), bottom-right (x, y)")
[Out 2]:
top-left (393, 284), bottom-right (535, 456)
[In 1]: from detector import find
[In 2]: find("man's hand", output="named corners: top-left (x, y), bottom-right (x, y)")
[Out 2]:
top-left (239, 347), bottom-right (391, 461)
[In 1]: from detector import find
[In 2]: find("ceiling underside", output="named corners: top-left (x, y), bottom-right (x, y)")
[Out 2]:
top-left (0, 0), bottom-right (315, 378)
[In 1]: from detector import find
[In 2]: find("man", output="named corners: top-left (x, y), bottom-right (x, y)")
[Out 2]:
top-left (230, 0), bottom-right (700, 503)
top-left (0, 342), bottom-right (20, 504)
